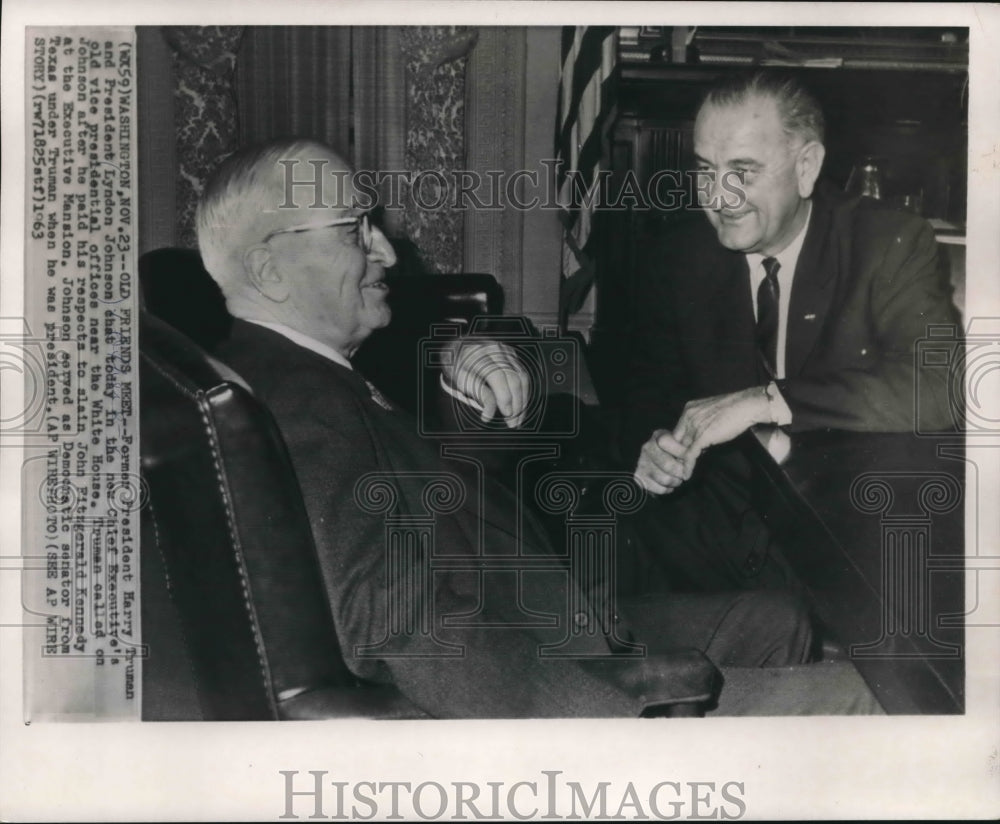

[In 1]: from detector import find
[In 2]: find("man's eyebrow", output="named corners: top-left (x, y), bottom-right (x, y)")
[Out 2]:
top-left (693, 153), bottom-right (762, 169)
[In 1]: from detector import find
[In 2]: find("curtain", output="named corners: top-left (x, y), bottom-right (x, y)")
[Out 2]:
top-left (236, 27), bottom-right (353, 159)
top-left (352, 27), bottom-right (407, 237)
top-left (236, 26), bottom-right (473, 274)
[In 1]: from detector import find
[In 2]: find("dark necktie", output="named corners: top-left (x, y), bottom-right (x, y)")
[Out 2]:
top-left (756, 257), bottom-right (780, 379)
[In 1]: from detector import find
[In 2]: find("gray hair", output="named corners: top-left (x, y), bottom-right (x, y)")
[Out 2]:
top-left (195, 137), bottom-right (335, 293)
top-left (700, 69), bottom-right (825, 146)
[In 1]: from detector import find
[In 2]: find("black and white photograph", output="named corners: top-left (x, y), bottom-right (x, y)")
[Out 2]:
top-left (1, 1), bottom-right (998, 820)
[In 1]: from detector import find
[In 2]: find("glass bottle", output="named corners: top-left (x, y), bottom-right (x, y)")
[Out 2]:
top-left (845, 156), bottom-right (886, 200)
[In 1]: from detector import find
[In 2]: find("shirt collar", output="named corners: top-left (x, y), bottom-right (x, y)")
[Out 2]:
top-left (746, 200), bottom-right (812, 277)
top-left (243, 319), bottom-right (353, 371)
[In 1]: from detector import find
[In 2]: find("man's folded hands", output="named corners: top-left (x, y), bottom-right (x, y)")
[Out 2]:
top-left (633, 387), bottom-right (774, 495)
top-left (442, 339), bottom-right (531, 428)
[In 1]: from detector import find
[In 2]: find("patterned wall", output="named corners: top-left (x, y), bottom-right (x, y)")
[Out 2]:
top-left (161, 26), bottom-right (244, 249)
top-left (399, 27), bottom-right (478, 274)
top-left (162, 26), bottom-right (477, 275)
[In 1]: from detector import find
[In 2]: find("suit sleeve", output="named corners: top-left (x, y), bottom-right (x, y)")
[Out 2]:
top-left (287, 374), bottom-right (657, 718)
top-left (777, 216), bottom-right (962, 432)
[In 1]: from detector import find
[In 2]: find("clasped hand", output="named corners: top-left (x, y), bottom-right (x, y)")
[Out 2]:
top-left (633, 387), bottom-right (770, 495)
top-left (443, 339), bottom-right (531, 428)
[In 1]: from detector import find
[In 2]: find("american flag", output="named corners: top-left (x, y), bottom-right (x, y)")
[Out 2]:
top-left (555, 26), bottom-right (618, 330)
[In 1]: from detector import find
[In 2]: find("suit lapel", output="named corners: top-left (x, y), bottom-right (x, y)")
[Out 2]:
top-left (702, 251), bottom-right (763, 388)
top-left (786, 192), bottom-right (839, 379)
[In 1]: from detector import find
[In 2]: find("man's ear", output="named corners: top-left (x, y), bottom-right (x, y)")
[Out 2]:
top-left (242, 244), bottom-right (289, 303)
top-left (795, 141), bottom-right (826, 199)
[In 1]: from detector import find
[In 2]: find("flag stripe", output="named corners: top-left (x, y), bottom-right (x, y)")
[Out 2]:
top-left (556, 27), bottom-right (616, 166)
top-left (556, 76), bottom-right (617, 233)
top-left (556, 37), bottom-right (617, 222)
top-left (558, 28), bottom-right (583, 130)
top-left (555, 25), bottom-right (619, 321)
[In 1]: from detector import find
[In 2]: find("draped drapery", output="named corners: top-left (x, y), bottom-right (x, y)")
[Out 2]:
top-left (464, 28), bottom-right (527, 311)
top-left (235, 27), bottom-right (354, 159)
top-left (236, 26), bottom-right (478, 273)
top-left (351, 28), bottom-right (408, 239)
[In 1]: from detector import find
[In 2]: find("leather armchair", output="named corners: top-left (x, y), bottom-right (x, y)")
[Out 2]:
top-left (138, 248), bottom-right (717, 719)
top-left (140, 310), bottom-right (425, 720)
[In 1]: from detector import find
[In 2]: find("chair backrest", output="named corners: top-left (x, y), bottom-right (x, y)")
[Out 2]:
top-left (140, 310), bottom-right (357, 719)
top-left (139, 247), bottom-right (233, 350)
top-left (138, 246), bottom-right (504, 416)
top-left (137, 248), bottom-right (505, 719)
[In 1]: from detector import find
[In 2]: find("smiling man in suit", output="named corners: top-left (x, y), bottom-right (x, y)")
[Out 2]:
top-left (624, 70), bottom-right (961, 591)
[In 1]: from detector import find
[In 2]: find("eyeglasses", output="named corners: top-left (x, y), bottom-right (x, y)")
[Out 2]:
top-left (263, 213), bottom-right (373, 254)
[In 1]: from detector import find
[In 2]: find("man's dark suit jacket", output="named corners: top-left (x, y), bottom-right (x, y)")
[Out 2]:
top-left (216, 320), bottom-right (712, 718)
top-left (614, 183), bottom-right (962, 592)
top-left (621, 182), bottom-right (961, 463)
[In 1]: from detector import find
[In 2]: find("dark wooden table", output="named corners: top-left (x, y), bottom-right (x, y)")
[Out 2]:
top-left (743, 427), bottom-right (965, 714)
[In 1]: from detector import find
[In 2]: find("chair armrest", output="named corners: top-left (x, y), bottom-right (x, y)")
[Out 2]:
top-left (638, 649), bottom-right (721, 719)
top-left (277, 683), bottom-right (431, 720)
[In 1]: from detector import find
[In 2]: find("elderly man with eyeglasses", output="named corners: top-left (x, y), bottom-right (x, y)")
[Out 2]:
top-left (194, 137), bottom-right (882, 719)
top-left (197, 140), bottom-right (528, 427)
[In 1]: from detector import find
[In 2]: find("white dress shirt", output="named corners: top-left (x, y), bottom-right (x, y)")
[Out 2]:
top-left (245, 319), bottom-right (354, 370)
top-left (743, 201), bottom-right (812, 427)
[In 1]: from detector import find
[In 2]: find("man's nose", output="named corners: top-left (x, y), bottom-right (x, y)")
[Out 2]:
top-left (707, 171), bottom-right (730, 211)
top-left (367, 225), bottom-right (397, 268)
top-left (716, 170), bottom-right (747, 212)
top-left (695, 170), bottom-right (724, 211)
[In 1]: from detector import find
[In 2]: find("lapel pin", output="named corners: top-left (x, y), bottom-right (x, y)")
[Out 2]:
top-left (803, 313), bottom-right (817, 321)
top-left (364, 379), bottom-right (395, 411)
